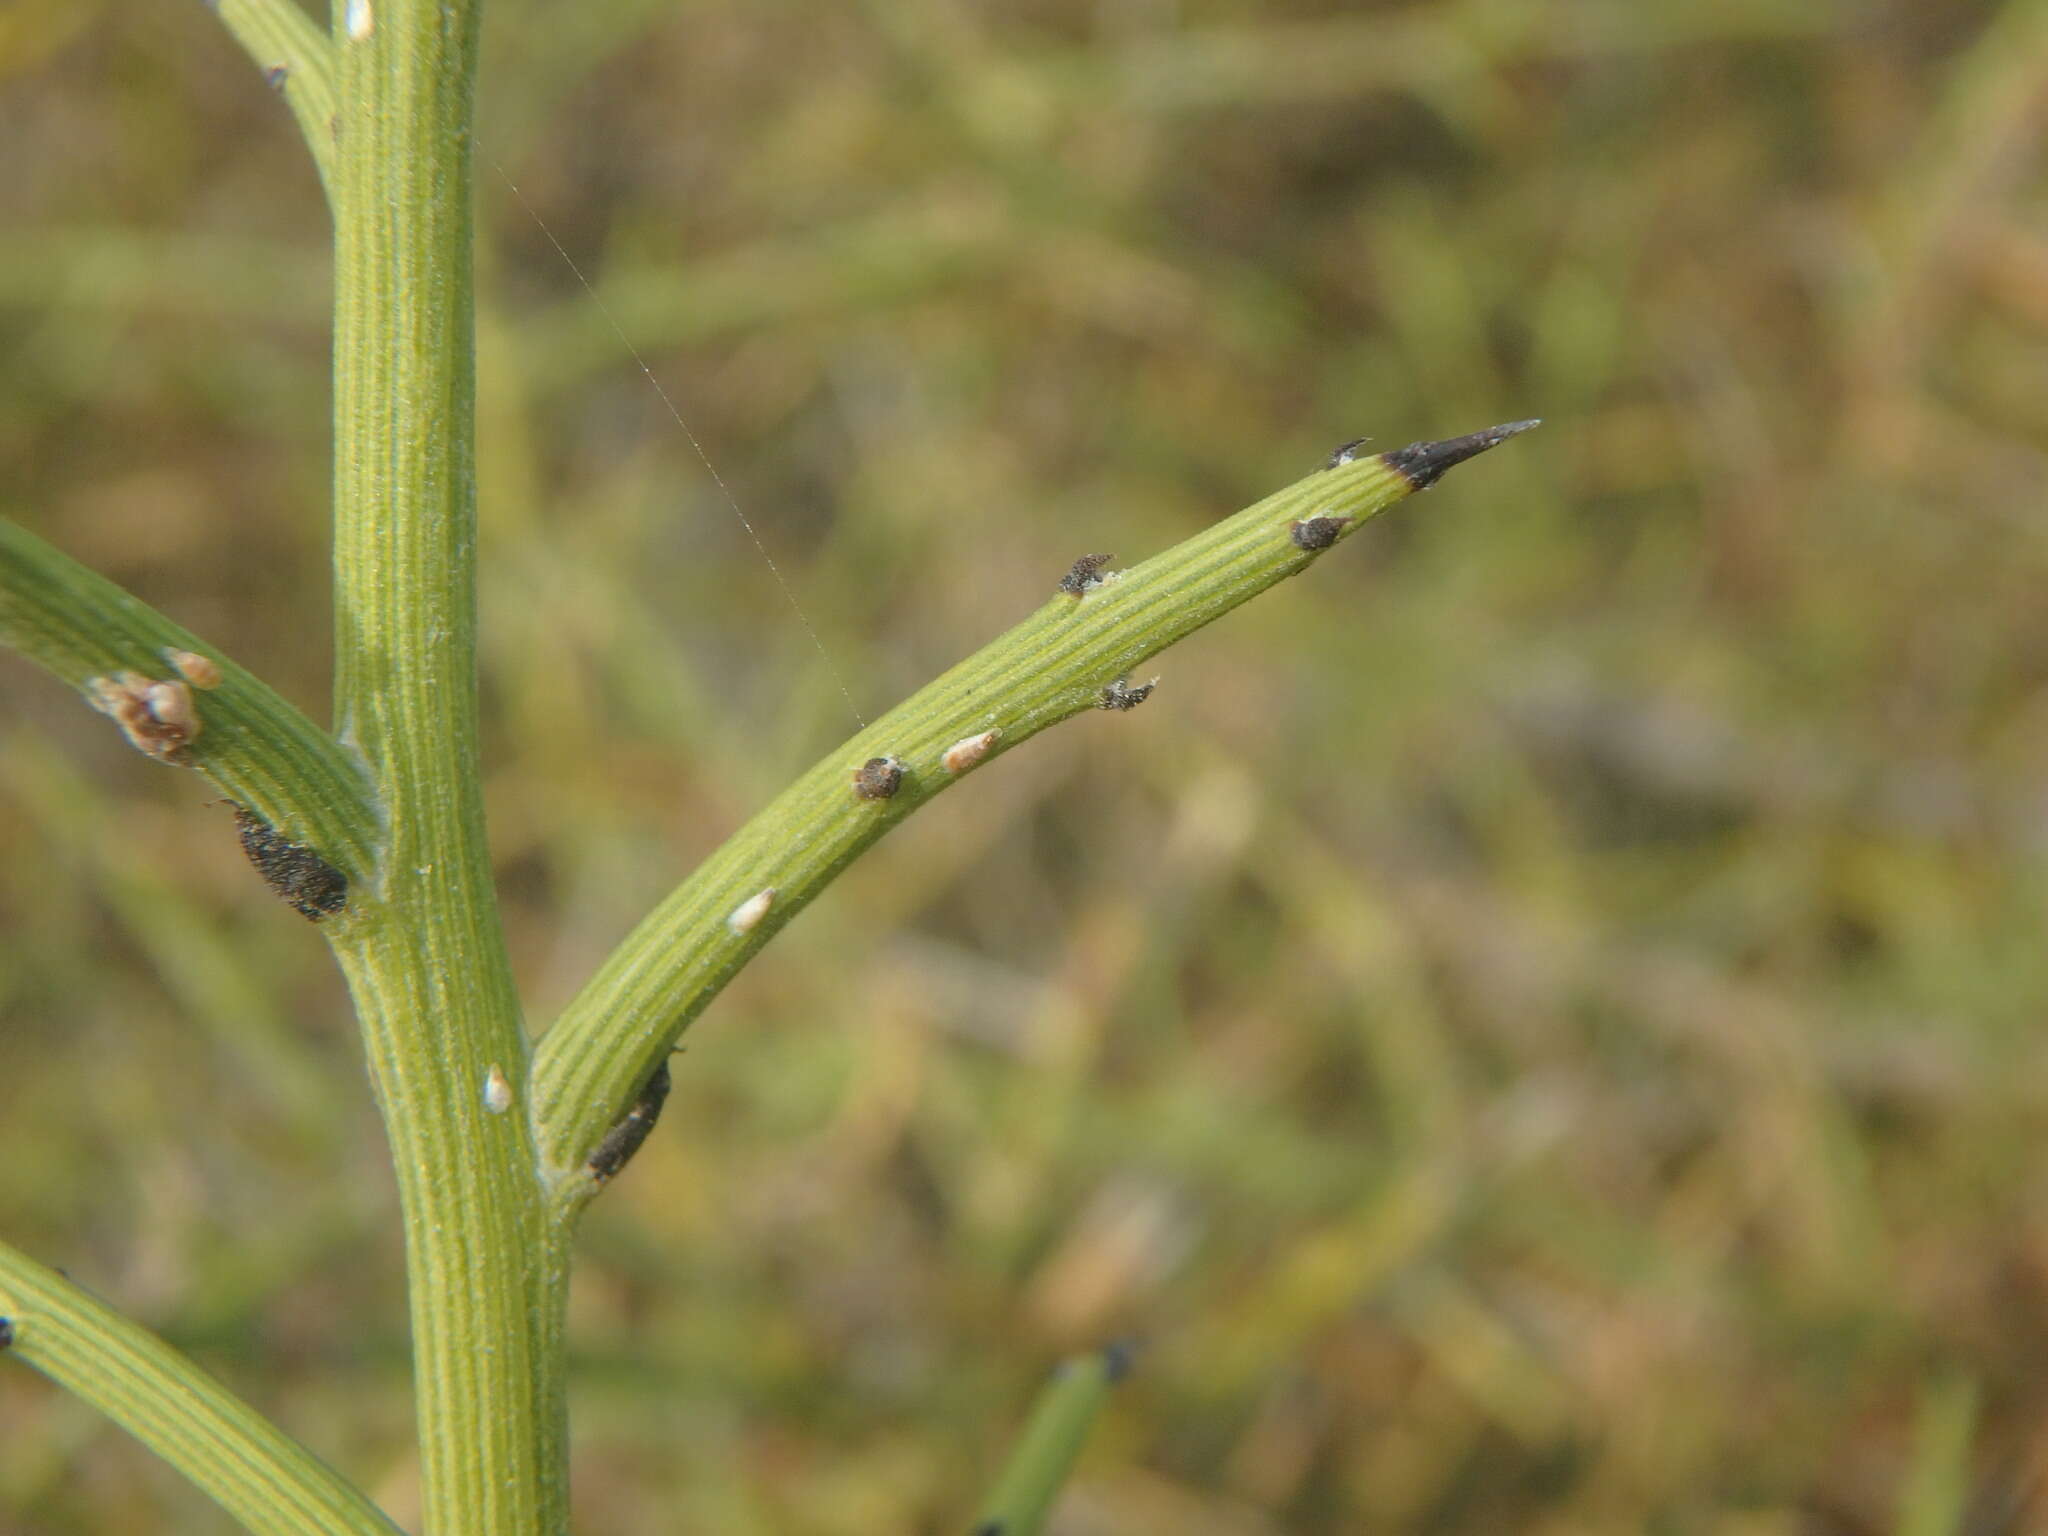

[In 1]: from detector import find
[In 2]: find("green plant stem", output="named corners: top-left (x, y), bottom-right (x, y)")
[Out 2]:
top-left (0, 516), bottom-right (376, 876)
top-left (532, 441), bottom-right (1502, 1183)
top-left (971, 1346), bottom-right (1129, 1536)
top-left (211, 0), bottom-right (339, 194)
top-left (329, 2), bottom-right (557, 1532)
top-left (1897, 1372), bottom-right (1979, 1536)
top-left (0, 1240), bottom-right (403, 1536)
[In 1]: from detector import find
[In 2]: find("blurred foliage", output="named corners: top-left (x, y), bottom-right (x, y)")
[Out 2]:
top-left (4, 0), bottom-right (2048, 1531)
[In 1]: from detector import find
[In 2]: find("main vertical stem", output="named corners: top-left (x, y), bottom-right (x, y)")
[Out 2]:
top-left (330, 2), bottom-right (560, 1531)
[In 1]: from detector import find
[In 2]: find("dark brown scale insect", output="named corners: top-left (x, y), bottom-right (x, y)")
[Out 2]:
top-left (0, 1317), bottom-right (13, 1351)
top-left (264, 65), bottom-right (290, 91)
top-left (88, 672), bottom-right (203, 762)
top-left (587, 1061), bottom-right (671, 1184)
top-left (1324, 437), bottom-right (1371, 469)
top-left (853, 755), bottom-right (905, 801)
top-left (1098, 677), bottom-right (1155, 712)
top-left (1289, 514), bottom-right (1349, 552)
top-left (231, 804), bottom-right (349, 921)
top-left (1058, 552), bottom-right (1115, 596)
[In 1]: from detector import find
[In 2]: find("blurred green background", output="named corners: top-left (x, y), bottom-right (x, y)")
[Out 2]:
top-left (5, 0), bottom-right (2048, 1531)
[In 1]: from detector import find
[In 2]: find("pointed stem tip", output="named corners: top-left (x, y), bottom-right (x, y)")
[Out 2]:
top-left (1382, 418), bottom-right (1541, 491)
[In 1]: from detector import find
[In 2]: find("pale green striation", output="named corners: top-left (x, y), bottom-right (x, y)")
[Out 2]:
top-left (532, 448), bottom-right (1431, 1184)
top-left (327, 0), bottom-right (559, 1531)
top-left (0, 516), bottom-right (376, 877)
top-left (10, 12), bottom-right (1534, 1528)
top-left (211, 0), bottom-right (339, 194)
top-left (0, 1240), bottom-right (405, 1536)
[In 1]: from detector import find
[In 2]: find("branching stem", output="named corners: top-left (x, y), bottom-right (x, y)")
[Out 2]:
top-left (532, 426), bottom-right (1536, 1192)
top-left (0, 1240), bottom-right (403, 1536)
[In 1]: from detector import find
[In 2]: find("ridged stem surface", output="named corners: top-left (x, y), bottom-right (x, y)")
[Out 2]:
top-left (533, 451), bottom-right (1427, 1180)
top-left (329, 0), bottom-right (558, 1528)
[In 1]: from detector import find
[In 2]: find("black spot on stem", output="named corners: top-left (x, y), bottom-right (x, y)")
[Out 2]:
top-left (1059, 553), bottom-right (1115, 596)
top-left (854, 756), bottom-right (905, 801)
top-left (232, 804), bottom-right (348, 921)
top-left (1289, 514), bottom-right (1349, 551)
top-left (588, 1061), bottom-right (672, 1184)
top-left (1098, 678), bottom-right (1155, 711)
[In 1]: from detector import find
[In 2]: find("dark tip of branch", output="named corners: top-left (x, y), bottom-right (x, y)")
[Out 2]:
top-left (1382, 419), bottom-right (1541, 491)
top-left (1100, 1338), bottom-right (1140, 1382)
